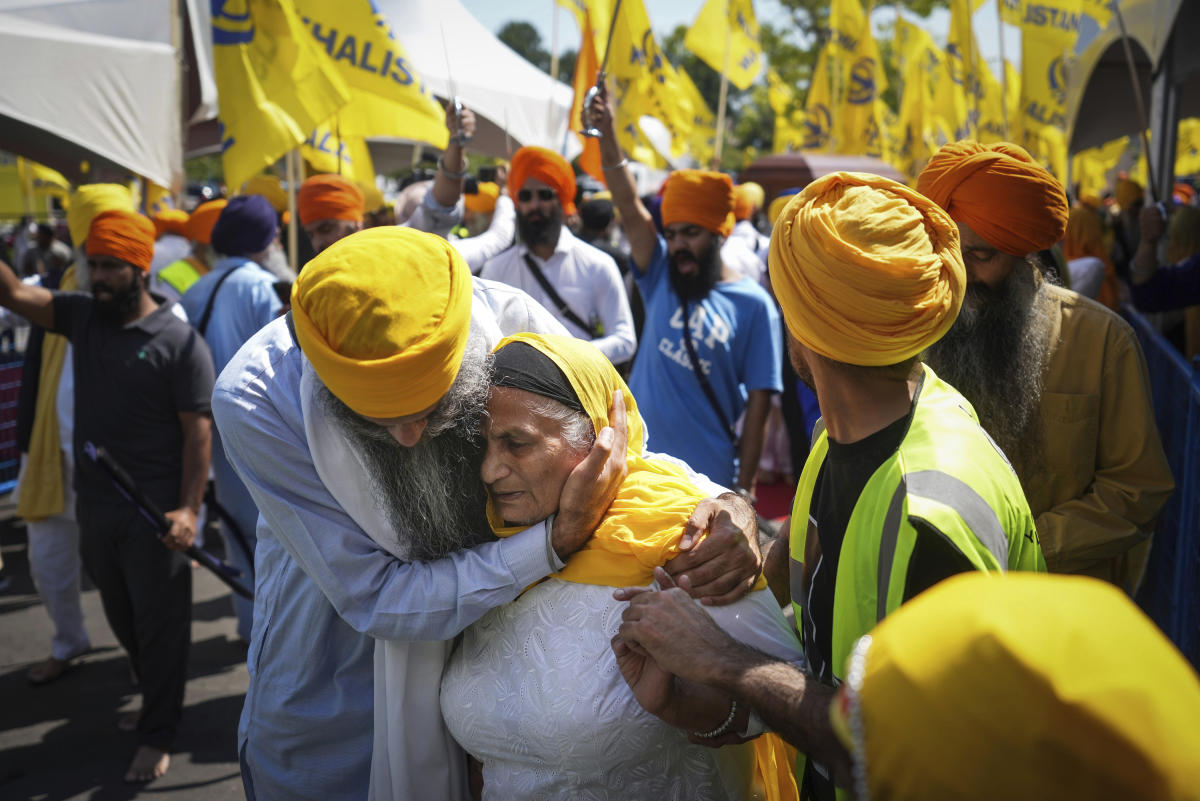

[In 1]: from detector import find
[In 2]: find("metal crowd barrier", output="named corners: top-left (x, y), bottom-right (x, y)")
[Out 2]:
top-left (0, 349), bottom-right (23, 496)
top-left (1125, 307), bottom-right (1200, 667)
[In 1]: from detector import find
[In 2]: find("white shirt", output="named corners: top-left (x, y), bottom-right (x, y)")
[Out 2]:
top-left (481, 227), bottom-right (637, 364)
top-left (1067, 256), bottom-right (1106, 300)
top-left (722, 233), bottom-right (766, 284)
top-left (453, 194), bottom-right (517, 274)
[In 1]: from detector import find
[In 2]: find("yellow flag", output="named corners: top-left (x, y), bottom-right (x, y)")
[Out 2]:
top-left (300, 123), bottom-right (376, 186)
top-left (827, 0), bottom-right (888, 156)
top-left (0, 157), bottom-right (70, 217)
top-left (768, 69), bottom-right (806, 152)
top-left (1017, 28), bottom-right (1070, 180)
top-left (998, 0), bottom-right (1110, 46)
top-left (802, 49), bottom-right (836, 152)
top-left (684, 0), bottom-right (763, 91)
top-left (212, 0), bottom-right (350, 192)
top-left (678, 67), bottom-right (717, 164)
top-left (933, 0), bottom-right (983, 142)
top-left (892, 19), bottom-right (943, 181)
top-left (1177, 118), bottom-right (1200, 178)
top-left (1071, 135), bottom-right (1128, 199)
top-left (292, 0), bottom-right (447, 148)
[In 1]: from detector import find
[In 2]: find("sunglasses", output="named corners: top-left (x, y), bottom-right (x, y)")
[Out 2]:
top-left (517, 188), bottom-right (558, 203)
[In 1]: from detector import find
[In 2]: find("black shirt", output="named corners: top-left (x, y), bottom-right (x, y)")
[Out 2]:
top-left (51, 292), bottom-right (215, 510)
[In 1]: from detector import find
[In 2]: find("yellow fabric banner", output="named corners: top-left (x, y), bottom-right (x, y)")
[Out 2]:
top-left (0, 158), bottom-right (70, 216)
top-left (212, 0), bottom-right (350, 192)
top-left (1017, 28), bottom-right (1070, 180)
top-left (684, 0), bottom-right (764, 91)
top-left (300, 123), bottom-right (376, 186)
top-left (932, 0), bottom-right (985, 142)
top-left (892, 18), bottom-right (943, 181)
top-left (1177, 118), bottom-right (1200, 177)
top-left (827, 0), bottom-right (888, 157)
top-left (802, 49), bottom-right (836, 152)
top-left (768, 69), bottom-right (806, 152)
top-left (1071, 135), bottom-right (1129, 199)
top-left (998, 0), bottom-right (1110, 45)
top-left (292, 0), bottom-right (447, 149)
top-left (678, 67), bottom-right (717, 165)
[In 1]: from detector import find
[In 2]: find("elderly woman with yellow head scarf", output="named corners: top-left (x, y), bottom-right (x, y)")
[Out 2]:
top-left (440, 332), bottom-right (804, 801)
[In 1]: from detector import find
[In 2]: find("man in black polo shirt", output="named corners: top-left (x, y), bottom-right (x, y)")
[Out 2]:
top-left (0, 209), bottom-right (214, 784)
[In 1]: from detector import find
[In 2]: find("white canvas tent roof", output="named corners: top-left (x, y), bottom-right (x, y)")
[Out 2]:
top-left (379, 0), bottom-right (580, 161)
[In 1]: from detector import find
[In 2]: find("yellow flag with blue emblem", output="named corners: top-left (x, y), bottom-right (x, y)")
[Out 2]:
top-left (1017, 28), bottom-right (1070, 180)
top-left (684, 0), bottom-right (763, 91)
top-left (892, 18), bottom-right (943, 181)
top-left (292, 0), bottom-right (447, 149)
top-left (827, 0), bottom-right (888, 156)
top-left (802, 49), bottom-right (835, 152)
top-left (211, 0), bottom-right (351, 192)
top-left (932, 0), bottom-right (986, 142)
top-left (998, 0), bottom-right (1111, 46)
top-left (300, 123), bottom-right (376, 186)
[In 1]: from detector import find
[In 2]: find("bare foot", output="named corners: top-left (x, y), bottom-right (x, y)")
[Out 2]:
top-left (124, 745), bottom-right (169, 783)
top-left (118, 709), bottom-right (139, 732)
top-left (28, 656), bottom-right (77, 685)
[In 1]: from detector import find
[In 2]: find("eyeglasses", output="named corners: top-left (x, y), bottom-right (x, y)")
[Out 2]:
top-left (517, 188), bottom-right (558, 203)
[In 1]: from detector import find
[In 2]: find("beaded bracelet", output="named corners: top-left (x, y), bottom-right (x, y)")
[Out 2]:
top-left (693, 699), bottom-right (738, 739)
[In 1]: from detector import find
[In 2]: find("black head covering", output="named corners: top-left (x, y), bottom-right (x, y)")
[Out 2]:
top-left (491, 340), bottom-right (585, 413)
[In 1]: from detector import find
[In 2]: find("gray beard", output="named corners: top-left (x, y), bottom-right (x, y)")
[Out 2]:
top-left (925, 264), bottom-right (1055, 480)
top-left (319, 340), bottom-right (495, 562)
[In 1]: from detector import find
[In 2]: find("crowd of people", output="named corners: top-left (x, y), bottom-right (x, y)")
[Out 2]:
top-left (2, 86), bottom-right (1199, 799)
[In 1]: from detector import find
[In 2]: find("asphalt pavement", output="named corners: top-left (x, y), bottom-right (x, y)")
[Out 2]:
top-left (0, 510), bottom-right (249, 800)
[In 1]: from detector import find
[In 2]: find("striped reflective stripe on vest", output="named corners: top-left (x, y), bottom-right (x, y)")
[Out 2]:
top-left (876, 470), bottom-right (1009, 621)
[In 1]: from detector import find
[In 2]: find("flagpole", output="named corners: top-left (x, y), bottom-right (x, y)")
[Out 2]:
top-left (995, 0), bottom-right (1009, 140)
top-left (1112, 4), bottom-right (1159, 203)
top-left (286, 149), bottom-right (299, 275)
top-left (967, 2), bottom-right (979, 139)
top-left (714, 24), bottom-right (732, 166)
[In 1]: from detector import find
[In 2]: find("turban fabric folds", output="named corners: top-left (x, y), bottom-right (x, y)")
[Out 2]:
top-left (242, 174), bottom-right (289, 212)
top-left (211, 194), bottom-right (279, 257)
top-left (85, 210), bottom-right (156, 272)
top-left (770, 171), bottom-right (965, 366)
top-left (185, 199), bottom-right (227, 245)
top-left (291, 227), bottom-right (472, 419)
top-left (509, 146), bottom-right (577, 215)
top-left (464, 181), bottom-right (500, 214)
top-left (298, 174), bottom-right (366, 226)
top-left (767, 188), bottom-right (802, 227)
top-left (917, 141), bottom-right (1069, 256)
top-left (152, 209), bottom-right (189, 238)
top-left (733, 182), bottom-right (765, 221)
top-left (67, 184), bottom-right (134, 247)
top-left (830, 573), bottom-right (1200, 801)
top-left (661, 170), bottom-right (735, 237)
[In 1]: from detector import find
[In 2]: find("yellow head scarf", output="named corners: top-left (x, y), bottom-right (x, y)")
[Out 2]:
top-left (830, 573), bottom-right (1200, 801)
top-left (66, 183), bottom-right (134, 247)
top-left (292, 227), bottom-right (473, 419)
top-left (769, 171), bottom-right (965, 366)
top-left (487, 333), bottom-right (717, 588)
top-left (241, 174), bottom-right (288, 213)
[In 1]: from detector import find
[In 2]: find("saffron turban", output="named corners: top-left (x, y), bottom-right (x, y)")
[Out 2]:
top-left (85, 210), bottom-right (156, 272)
top-left (769, 171), bottom-right (965, 366)
top-left (509, 146), bottom-right (577, 215)
top-left (1115, 177), bottom-right (1144, 210)
top-left (211, 194), bottom-right (278, 257)
top-left (917, 141), bottom-right (1069, 257)
top-left (464, 181), bottom-right (499, 214)
top-left (661, 170), bottom-right (735, 237)
top-left (185, 199), bottom-right (227, 245)
top-left (298, 174), bottom-right (365, 226)
top-left (152, 209), bottom-right (189, 238)
top-left (291, 227), bottom-right (473, 419)
top-left (66, 184), bottom-right (133, 247)
top-left (733, 182), bottom-right (765, 220)
top-left (241, 174), bottom-right (288, 213)
top-left (830, 573), bottom-right (1200, 801)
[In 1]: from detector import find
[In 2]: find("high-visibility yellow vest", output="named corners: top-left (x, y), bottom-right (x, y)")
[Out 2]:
top-left (788, 364), bottom-right (1046, 799)
top-left (158, 257), bottom-right (206, 296)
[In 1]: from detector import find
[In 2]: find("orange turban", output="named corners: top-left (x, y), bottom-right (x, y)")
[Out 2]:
top-left (733, 182), bottom-right (765, 221)
top-left (465, 181), bottom-right (499, 214)
top-left (298, 174), bottom-right (366, 226)
top-left (917, 141), bottom-right (1069, 257)
top-left (185, 199), bottom-right (227, 245)
top-left (152, 209), bottom-right (189, 238)
top-left (661, 170), bottom-right (735, 237)
top-left (85, 210), bottom-right (156, 272)
top-left (769, 171), bottom-right (965, 366)
top-left (509, 146), bottom-right (577, 215)
top-left (1115, 177), bottom-right (1144, 210)
top-left (291, 227), bottom-right (473, 419)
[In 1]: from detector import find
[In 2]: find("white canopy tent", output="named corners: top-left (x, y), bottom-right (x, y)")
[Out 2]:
top-left (379, 0), bottom-right (581, 161)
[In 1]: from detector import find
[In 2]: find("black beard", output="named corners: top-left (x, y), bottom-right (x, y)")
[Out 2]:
top-left (924, 264), bottom-right (1053, 479)
top-left (319, 348), bottom-right (495, 562)
top-left (668, 241), bottom-right (722, 302)
top-left (518, 205), bottom-right (564, 250)
top-left (92, 276), bottom-right (142, 325)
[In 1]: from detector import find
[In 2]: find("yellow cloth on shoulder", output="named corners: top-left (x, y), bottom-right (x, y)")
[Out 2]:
top-left (17, 266), bottom-right (78, 522)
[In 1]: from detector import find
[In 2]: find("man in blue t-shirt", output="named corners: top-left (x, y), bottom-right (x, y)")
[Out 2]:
top-left (590, 90), bottom-right (782, 492)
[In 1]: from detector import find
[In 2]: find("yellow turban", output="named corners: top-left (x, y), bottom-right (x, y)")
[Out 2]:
top-left (1115, 177), bottom-right (1144, 210)
top-left (241, 174), bottom-right (288, 213)
top-left (767, 188), bottom-right (802, 227)
top-left (464, 181), bottom-right (499, 214)
top-left (291, 227), bottom-right (473, 419)
top-left (917, 140), bottom-right (1069, 256)
top-left (831, 573), bottom-right (1200, 801)
top-left (769, 171), bottom-right (965, 366)
top-left (733, 182), bottom-right (765, 221)
top-left (360, 182), bottom-right (386, 214)
top-left (66, 184), bottom-right (134, 247)
top-left (661, 170), bottom-right (735, 237)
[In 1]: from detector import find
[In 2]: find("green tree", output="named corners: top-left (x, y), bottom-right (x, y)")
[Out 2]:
top-left (498, 21), bottom-right (552, 73)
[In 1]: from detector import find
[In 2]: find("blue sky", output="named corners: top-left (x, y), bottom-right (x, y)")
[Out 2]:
top-left (459, 0), bottom-right (1019, 71)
